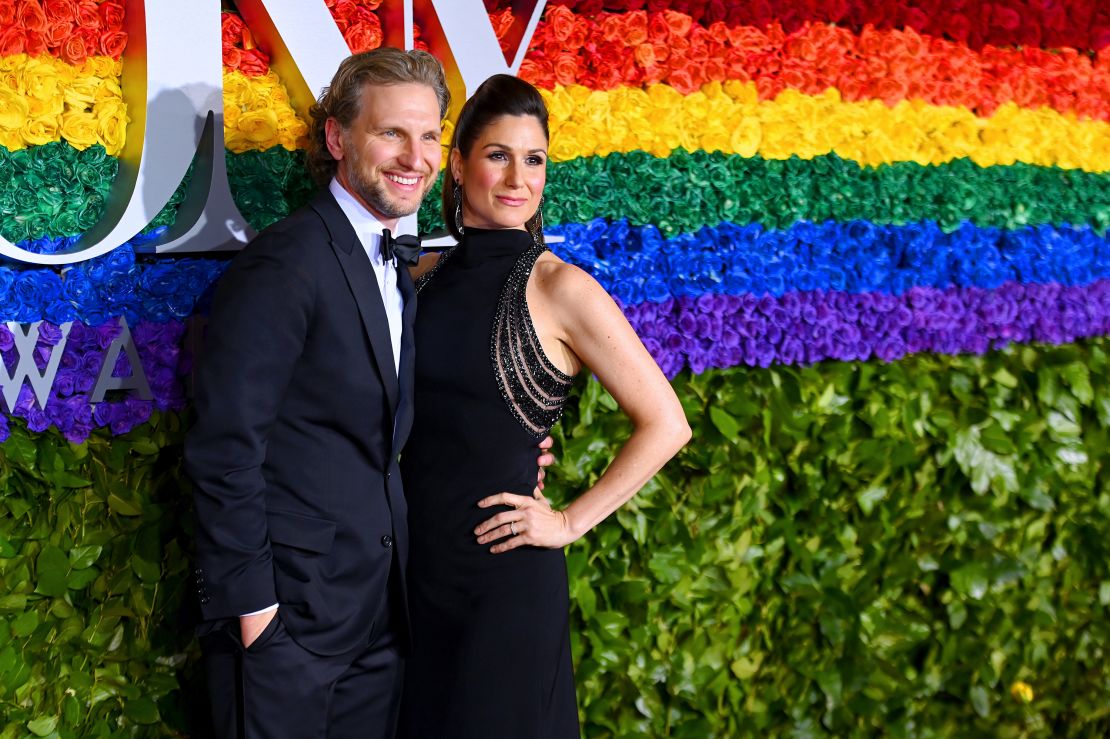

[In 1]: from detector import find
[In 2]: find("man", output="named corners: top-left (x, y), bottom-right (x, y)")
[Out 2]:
top-left (185, 49), bottom-right (449, 737)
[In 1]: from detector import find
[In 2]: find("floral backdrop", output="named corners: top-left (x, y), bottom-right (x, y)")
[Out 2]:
top-left (1, 0), bottom-right (1108, 735)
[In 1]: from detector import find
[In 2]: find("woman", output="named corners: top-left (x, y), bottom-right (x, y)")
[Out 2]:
top-left (398, 74), bottom-right (691, 738)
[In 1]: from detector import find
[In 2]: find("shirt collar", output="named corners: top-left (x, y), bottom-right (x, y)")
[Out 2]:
top-left (329, 178), bottom-right (387, 265)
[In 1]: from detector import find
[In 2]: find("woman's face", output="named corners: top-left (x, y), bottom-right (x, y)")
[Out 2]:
top-left (452, 114), bottom-right (547, 232)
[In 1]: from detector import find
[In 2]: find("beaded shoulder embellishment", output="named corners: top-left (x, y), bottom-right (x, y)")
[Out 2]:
top-left (492, 238), bottom-right (575, 438)
top-left (414, 248), bottom-right (457, 294)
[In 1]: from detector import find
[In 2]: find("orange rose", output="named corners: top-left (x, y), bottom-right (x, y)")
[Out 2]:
top-left (343, 18), bottom-right (382, 54)
top-left (99, 30), bottom-right (126, 57)
top-left (662, 10), bottom-right (691, 38)
top-left (633, 43), bottom-right (655, 68)
top-left (552, 52), bottom-right (578, 87)
top-left (60, 31), bottom-right (88, 64)
top-left (17, 0), bottom-right (48, 33)
top-left (667, 66), bottom-right (696, 95)
top-left (75, 0), bottom-right (98, 30)
top-left (98, 1), bottom-right (124, 32)
top-left (43, 18), bottom-right (70, 47)
top-left (44, 0), bottom-right (76, 23)
top-left (545, 5), bottom-right (576, 43)
top-left (599, 14), bottom-right (623, 43)
top-left (0, 0), bottom-right (15, 25)
top-left (623, 11), bottom-right (647, 45)
top-left (224, 45), bottom-right (242, 70)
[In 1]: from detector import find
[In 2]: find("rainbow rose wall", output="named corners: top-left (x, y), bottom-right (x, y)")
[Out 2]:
top-left (1, 0), bottom-right (1109, 735)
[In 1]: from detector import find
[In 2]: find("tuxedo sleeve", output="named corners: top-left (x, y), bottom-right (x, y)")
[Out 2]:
top-left (184, 233), bottom-right (316, 620)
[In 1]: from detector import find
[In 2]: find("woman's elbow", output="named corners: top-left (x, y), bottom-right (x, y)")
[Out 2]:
top-left (662, 409), bottom-right (692, 456)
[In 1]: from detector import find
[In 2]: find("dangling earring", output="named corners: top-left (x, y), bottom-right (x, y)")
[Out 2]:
top-left (453, 183), bottom-right (464, 234)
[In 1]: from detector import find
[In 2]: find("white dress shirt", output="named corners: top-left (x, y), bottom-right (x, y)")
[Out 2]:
top-left (328, 177), bottom-right (405, 372)
top-left (240, 179), bottom-right (407, 620)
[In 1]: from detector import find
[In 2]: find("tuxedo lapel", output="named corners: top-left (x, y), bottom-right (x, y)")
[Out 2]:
top-left (312, 192), bottom-right (400, 416)
top-left (393, 266), bottom-right (417, 453)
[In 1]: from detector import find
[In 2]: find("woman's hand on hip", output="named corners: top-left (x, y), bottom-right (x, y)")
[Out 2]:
top-left (475, 488), bottom-right (577, 553)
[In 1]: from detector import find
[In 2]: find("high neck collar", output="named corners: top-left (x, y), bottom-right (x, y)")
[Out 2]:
top-left (457, 228), bottom-right (536, 267)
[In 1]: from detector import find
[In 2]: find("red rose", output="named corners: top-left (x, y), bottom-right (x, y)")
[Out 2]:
top-left (647, 13), bottom-right (669, 43)
top-left (552, 51), bottom-right (578, 86)
top-left (0, 0), bottom-right (15, 25)
top-left (17, 0), bottom-right (48, 33)
top-left (60, 29), bottom-right (87, 63)
top-left (222, 13), bottom-right (244, 47)
top-left (945, 12), bottom-right (972, 45)
top-left (330, 0), bottom-right (358, 23)
top-left (238, 48), bottom-right (270, 76)
top-left (344, 18), bottom-right (382, 54)
top-left (44, 0), bottom-right (76, 23)
top-left (98, 1), bottom-right (123, 31)
top-left (223, 44), bottom-right (242, 70)
top-left (0, 25), bottom-right (26, 54)
top-left (74, 0), bottom-right (98, 29)
top-left (490, 8), bottom-right (515, 41)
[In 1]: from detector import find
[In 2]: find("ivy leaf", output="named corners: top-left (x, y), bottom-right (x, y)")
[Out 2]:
top-left (69, 546), bottom-right (103, 570)
top-left (123, 697), bottom-right (160, 725)
top-left (26, 716), bottom-right (58, 737)
top-left (35, 545), bottom-right (70, 597)
top-left (12, 610), bottom-right (39, 637)
top-left (709, 406), bottom-right (740, 440)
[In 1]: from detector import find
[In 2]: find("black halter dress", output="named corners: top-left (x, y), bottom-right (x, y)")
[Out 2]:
top-left (397, 228), bottom-right (580, 738)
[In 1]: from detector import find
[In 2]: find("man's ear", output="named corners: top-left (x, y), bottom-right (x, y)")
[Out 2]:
top-left (325, 118), bottom-right (345, 161)
top-left (449, 148), bottom-right (463, 186)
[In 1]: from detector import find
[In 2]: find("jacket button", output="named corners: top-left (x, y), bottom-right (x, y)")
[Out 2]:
top-left (381, 535), bottom-right (393, 548)
top-left (385, 472), bottom-right (392, 480)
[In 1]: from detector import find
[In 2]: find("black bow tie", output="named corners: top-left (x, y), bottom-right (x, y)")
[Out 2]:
top-left (380, 229), bottom-right (421, 267)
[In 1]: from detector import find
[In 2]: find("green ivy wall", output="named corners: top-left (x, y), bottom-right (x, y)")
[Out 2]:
top-left (2, 340), bottom-right (1107, 737)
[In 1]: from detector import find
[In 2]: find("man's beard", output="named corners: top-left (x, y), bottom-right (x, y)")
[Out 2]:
top-left (343, 140), bottom-right (429, 221)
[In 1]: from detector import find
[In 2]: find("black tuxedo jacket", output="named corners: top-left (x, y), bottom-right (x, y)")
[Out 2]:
top-left (185, 189), bottom-right (416, 656)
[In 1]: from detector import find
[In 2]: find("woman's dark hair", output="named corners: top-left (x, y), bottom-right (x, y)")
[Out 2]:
top-left (443, 74), bottom-right (549, 242)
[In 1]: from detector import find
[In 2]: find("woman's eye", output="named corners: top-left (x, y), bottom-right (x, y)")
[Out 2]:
top-left (488, 151), bottom-right (507, 161)
top-left (526, 156), bottom-right (546, 166)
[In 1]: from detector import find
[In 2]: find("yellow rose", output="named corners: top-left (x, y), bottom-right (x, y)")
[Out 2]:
top-left (237, 109), bottom-right (279, 147)
top-left (26, 96), bottom-right (64, 119)
top-left (440, 118), bottom-right (455, 149)
top-left (94, 98), bottom-right (129, 154)
top-left (82, 57), bottom-right (121, 80)
top-left (19, 57), bottom-right (61, 101)
top-left (223, 104), bottom-right (241, 129)
top-left (61, 110), bottom-right (99, 149)
top-left (21, 116), bottom-right (59, 147)
top-left (63, 81), bottom-right (98, 112)
top-left (222, 70), bottom-right (252, 111)
top-left (0, 88), bottom-right (29, 132)
top-left (722, 79), bottom-right (758, 105)
top-left (0, 54), bottom-right (25, 73)
top-left (728, 117), bottom-right (761, 159)
top-left (548, 121), bottom-right (584, 161)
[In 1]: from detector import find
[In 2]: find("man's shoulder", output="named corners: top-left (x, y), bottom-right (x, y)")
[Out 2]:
top-left (236, 192), bottom-right (337, 264)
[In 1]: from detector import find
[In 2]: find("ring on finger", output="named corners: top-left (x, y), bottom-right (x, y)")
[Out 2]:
top-left (510, 521), bottom-right (518, 536)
